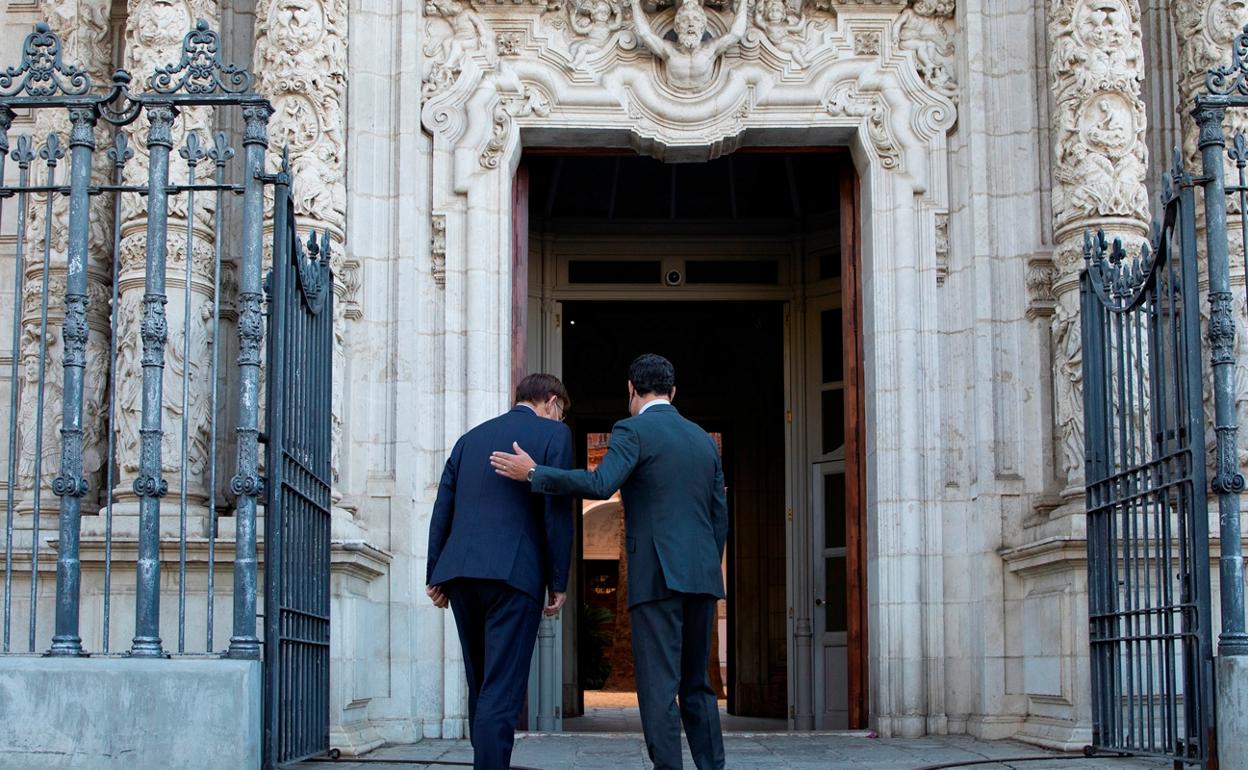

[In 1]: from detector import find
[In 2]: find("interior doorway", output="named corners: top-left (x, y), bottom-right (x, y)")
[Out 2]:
top-left (518, 150), bottom-right (866, 732)
top-left (558, 300), bottom-right (787, 730)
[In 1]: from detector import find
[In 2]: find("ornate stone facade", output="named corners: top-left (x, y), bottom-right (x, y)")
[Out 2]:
top-left (2, 0), bottom-right (1240, 756)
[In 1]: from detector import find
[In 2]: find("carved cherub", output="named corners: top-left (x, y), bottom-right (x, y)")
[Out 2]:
top-left (424, 0), bottom-right (498, 71)
top-left (569, 0), bottom-right (626, 67)
top-left (630, 0), bottom-right (748, 91)
top-left (753, 0), bottom-right (808, 68)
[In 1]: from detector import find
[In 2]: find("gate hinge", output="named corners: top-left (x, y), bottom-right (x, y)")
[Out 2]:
top-left (786, 507), bottom-right (793, 521)
top-left (786, 410), bottom-right (792, 424)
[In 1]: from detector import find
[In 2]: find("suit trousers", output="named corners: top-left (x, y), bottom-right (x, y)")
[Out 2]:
top-left (444, 579), bottom-right (543, 770)
top-left (630, 592), bottom-right (726, 770)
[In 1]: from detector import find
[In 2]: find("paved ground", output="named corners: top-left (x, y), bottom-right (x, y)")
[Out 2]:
top-left (296, 734), bottom-right (1169, 770)
top-left (564, 693), bottom-right (786, 733)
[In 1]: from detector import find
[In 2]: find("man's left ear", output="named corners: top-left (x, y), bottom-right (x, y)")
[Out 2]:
top-left (669, 386), bottom-right (677, 402)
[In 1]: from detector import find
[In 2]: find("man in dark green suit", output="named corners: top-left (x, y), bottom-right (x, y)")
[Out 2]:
top-left (491, 354), bottom-right (728, 770)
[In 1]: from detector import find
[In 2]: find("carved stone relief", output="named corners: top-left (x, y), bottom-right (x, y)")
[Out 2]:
top-left (1047, 0), bottom-right (1150, 494)
top-left (896, 0), bottom-right (956, 100)
top-left (826, 82), bottom-right (902, 169)
top-left (431, 215), bottom-right (448, 288)
top-left (255, 0), bottom-right (352, 491)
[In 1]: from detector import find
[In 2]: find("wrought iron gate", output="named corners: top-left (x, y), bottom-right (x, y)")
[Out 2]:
top-left (1081, 166), bottom-right (1216, 765)
top-left (1081, 29), bottom-right (1248, 764)
top-left (263, 156), bottom-right (335, 769)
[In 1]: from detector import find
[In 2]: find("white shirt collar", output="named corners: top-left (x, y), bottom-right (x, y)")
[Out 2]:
top-left (638, 398), bottom-right (671, 414)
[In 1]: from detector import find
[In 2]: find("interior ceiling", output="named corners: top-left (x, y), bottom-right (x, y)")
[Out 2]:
top-left (527, 152), bottom-right (845, 223)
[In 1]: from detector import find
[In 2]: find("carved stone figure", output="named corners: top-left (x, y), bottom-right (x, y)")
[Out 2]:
top-left (753, 0), bottom-right (809, 68)
top-left (1051, 296), bottom-right (1084, 487)
top-left (896, 0), bottom-right (957, 99)
top-left (569, 0), bottom-right (627, 66)
top-left (629, 0), bottom-right (748, 91)
top-left (15, 327), bottom-right (62, 509)
top-left (425, 0), bottom-right (498, 76)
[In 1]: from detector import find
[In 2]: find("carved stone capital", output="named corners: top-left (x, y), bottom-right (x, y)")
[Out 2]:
top-left (1025, 255), bottom-right (1057, 320)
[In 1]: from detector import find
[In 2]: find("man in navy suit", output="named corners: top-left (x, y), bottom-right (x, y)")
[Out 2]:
top-left (426, 373), bottom-right (574, 770)
top-left (491, 354), bottom-right (728, 770)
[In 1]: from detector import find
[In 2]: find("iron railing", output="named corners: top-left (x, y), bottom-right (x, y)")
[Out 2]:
top-left (0, 21), bottom-right (273, 659)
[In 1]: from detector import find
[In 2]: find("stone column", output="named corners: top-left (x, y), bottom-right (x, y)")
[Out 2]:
top-left (112, 0), bottom-right (221, 527)
top-left (13, 0), bottom-right (115, 520)
top-left (1047, 0), bottom-right (1151, 500)
top-left (252, 0), bottom-right (349, 501)
top-left (1170, 1), bottom-right (1248, 490)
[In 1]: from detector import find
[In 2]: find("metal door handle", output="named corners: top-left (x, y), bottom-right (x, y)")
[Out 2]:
top-left (814, 598), bottom-right (825, 606)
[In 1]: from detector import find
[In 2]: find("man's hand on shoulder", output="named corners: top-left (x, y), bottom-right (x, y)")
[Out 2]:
top-left (491, 442), bottom-right (537, 481)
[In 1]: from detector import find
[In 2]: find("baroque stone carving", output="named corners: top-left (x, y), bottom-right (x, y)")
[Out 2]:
top-left (431, 215), bottom-right (448, 287)
top-left (424, 0), bottom-right (498, 98)
top-left (255, 0), bottom-right (351, 490)
top-left (853, 28), bottom-right (882, 55)
top-left (934, 210), bottom-right (949, 285)
top-left (629, 0), bottom-right (749, 91)
top-left (1051, 293), bottom-right (1084, 487)
top-left (896, 0), bottom-right (957, 100)
top-left (1172, 0), bottom-right (1248, 172)
top-left (746, 0), bottom-right (829, 69)
top-left (256, 0), bottom-right (348, 225)
top-left (568, 0), bottom-right (630, 67)
top-left (1025, 255), bottom-right (1058, 319)
top-left (1046, 0), bottom-right (1150, 491)
top-left (825, 82), bottom-right (902, 170)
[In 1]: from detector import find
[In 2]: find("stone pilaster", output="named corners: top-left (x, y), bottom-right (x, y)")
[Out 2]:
top-left (1047, 0), bottom-right (1151, 498)
top-left (112, 0), bottom-right (221, 524)
top-left (14, 0), bottom-right (114, 517)
top-left (253, 0), bottom-right (351, 498)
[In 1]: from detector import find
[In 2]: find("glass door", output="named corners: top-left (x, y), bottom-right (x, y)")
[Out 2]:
top-left (806, 291), bottom-right (851, 729)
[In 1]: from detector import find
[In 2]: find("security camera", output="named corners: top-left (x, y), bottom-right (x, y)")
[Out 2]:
top-left (664, 269), bottom-right (684, 286)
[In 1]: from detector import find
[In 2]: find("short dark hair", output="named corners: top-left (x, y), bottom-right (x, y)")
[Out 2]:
top-left (515, 373), bottom-right (570, 409)
top-left (628, 354), bottom-right (675, 397)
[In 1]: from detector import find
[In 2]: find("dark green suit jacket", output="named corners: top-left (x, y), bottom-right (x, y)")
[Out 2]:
top-left (531, 403), bottom-right (728, 607)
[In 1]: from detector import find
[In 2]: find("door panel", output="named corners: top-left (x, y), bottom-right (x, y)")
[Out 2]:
top-left (805, 285), bottom-right (858, 730)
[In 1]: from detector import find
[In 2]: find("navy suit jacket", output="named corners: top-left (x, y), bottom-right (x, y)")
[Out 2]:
top-left (427, 406), bottom-right (574, 601)
top-left (531, 403), bottom-right (727, 607)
